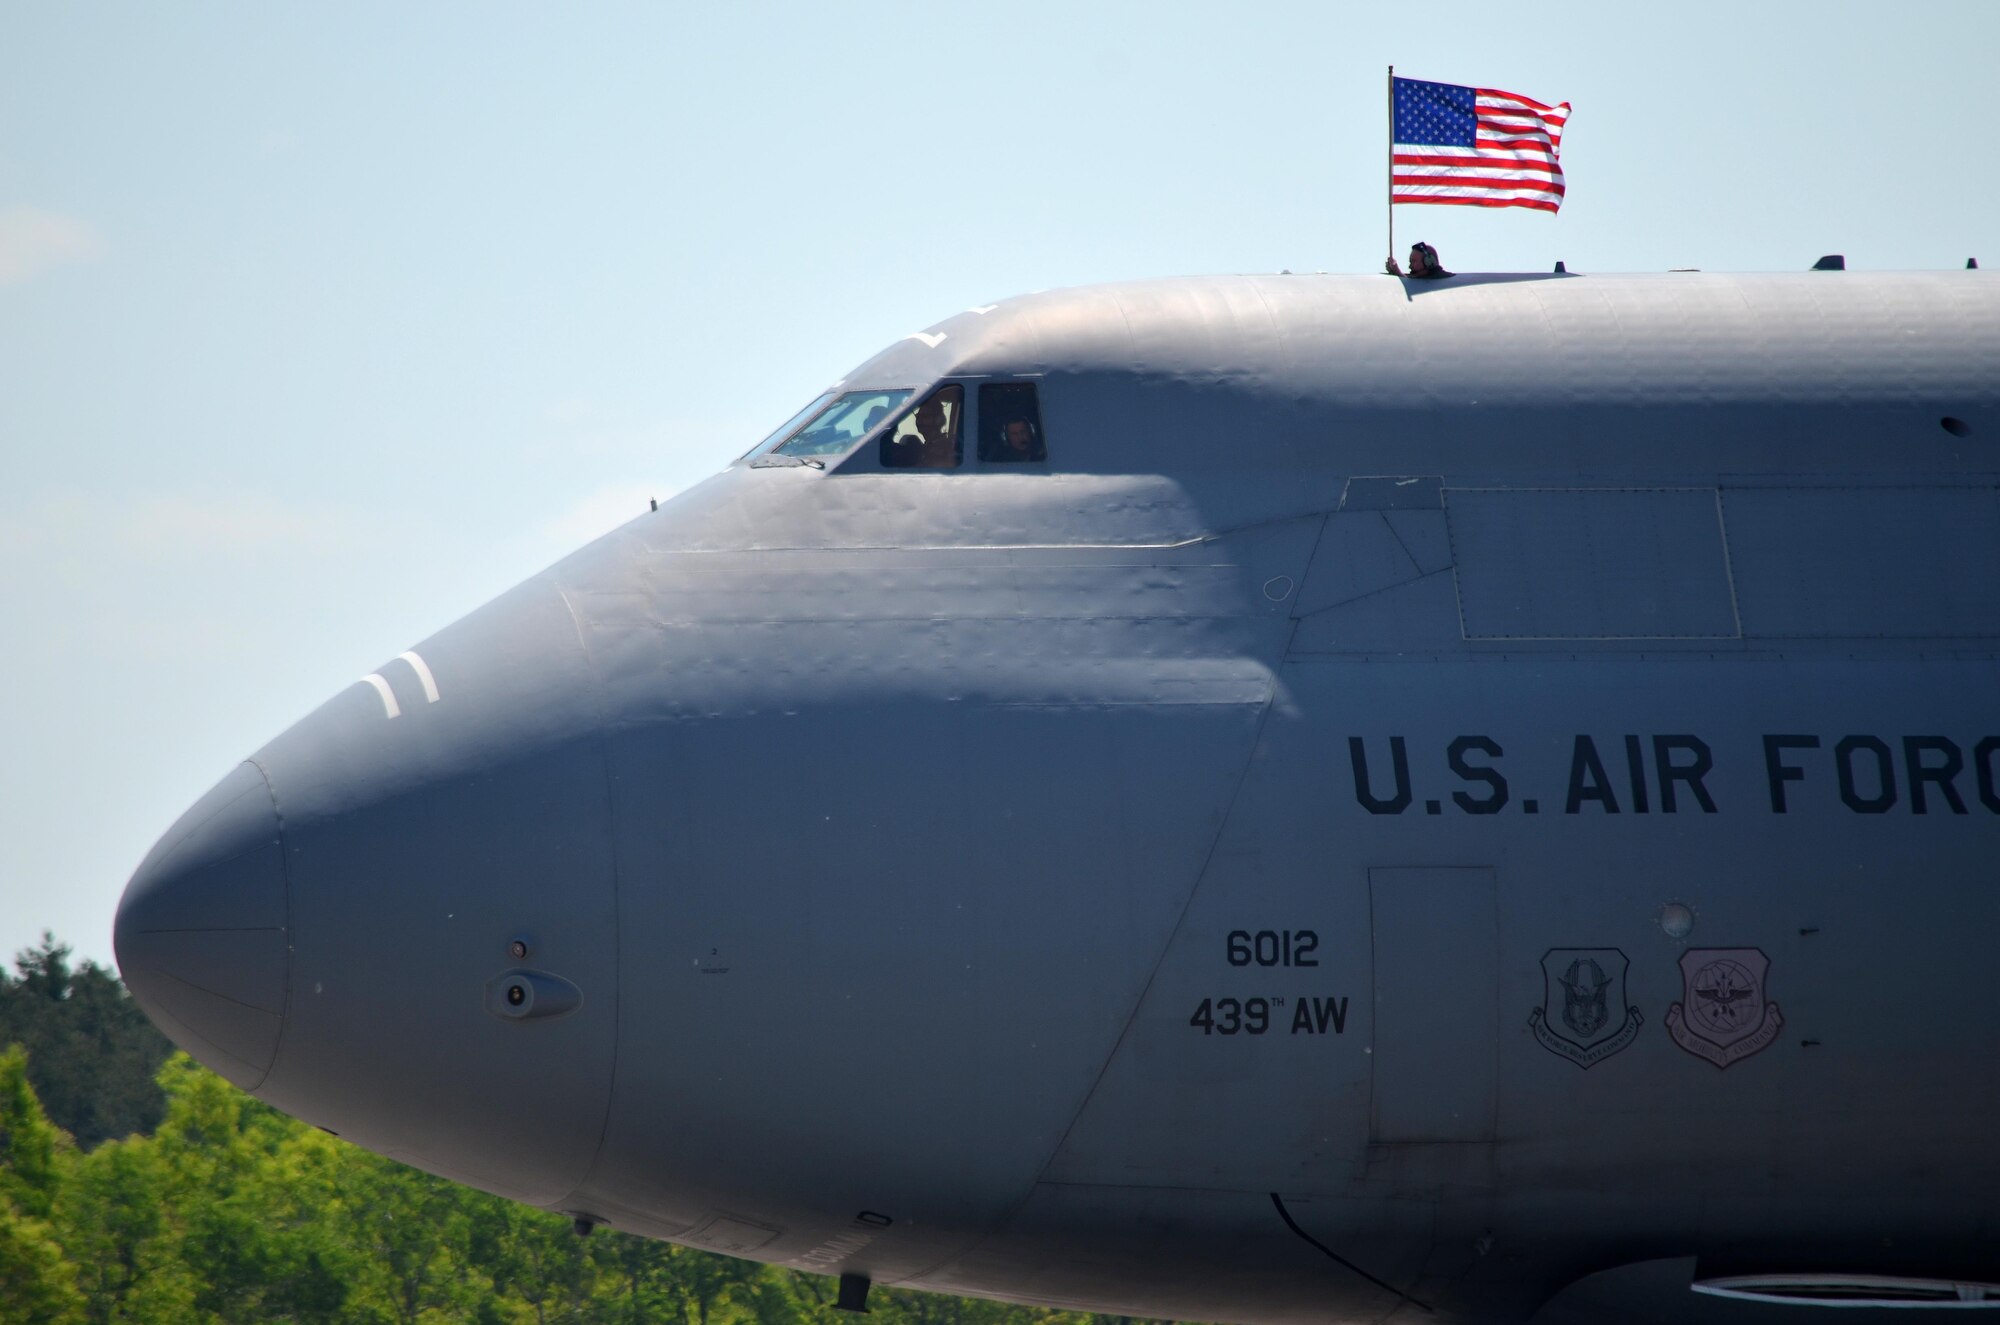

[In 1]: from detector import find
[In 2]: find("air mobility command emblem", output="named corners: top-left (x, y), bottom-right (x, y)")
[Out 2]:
top-left (1530, 948), bottom-right (1643, 1068)
top-left (1666, 947), bottom-right (1783, 1068)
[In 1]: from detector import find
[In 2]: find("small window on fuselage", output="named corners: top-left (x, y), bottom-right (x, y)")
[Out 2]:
top-left (977, 382), bottom-right (1046, 463)
top-left (879, 384), bottom-right (963, 469)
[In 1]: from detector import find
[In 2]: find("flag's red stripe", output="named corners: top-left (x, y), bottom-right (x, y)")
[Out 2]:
top-left (1394, 169), bottom-right (1565, 189)
top-left (1396, 186), bottom-right (1566, 203)
top-left (1395, 153), bottom-right (1564, 169)
top-left (1394, 176), bottom-right (1567, 193)
top-left (1476, 88), bottom-right (1565, 114)
top-left (1395, 183), bottom-right (1567, 202)
top-left (1395, 144), bottom-right (1559, 160)
top-left (1393, 192), bottom-right (1563, 213)
top-left (1394, 152), bottom-right (1562, 174)
top-left (1476, 98), bottom-right (1558, 117)
top-left (1479, 109), bottom-right (1563, 126)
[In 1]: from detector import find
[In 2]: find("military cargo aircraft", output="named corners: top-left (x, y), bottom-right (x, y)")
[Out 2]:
top-left (115, 267), bottom-right (2000, 1325)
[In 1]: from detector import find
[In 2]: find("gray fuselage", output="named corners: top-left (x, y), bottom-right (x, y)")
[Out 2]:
top-left (116, 270), bottom-right (2000, 1325)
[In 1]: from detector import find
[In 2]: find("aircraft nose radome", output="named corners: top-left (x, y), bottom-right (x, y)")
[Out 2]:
top-left (114, 760), bottom-right (289, 1092)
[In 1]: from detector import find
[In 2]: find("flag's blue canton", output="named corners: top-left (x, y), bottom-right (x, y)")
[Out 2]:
top-left (1394, 77), bottom-right (1476, 147)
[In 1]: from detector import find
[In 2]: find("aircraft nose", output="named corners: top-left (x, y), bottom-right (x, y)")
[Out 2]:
top-left (114, 760), bottom-right (290, 1091)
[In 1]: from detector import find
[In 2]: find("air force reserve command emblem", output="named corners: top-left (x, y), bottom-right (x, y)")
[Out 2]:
top-left (1666, 947), bottom-right (1783, 1068)
top-left (1530, 948), bottom-right (1643, 1068)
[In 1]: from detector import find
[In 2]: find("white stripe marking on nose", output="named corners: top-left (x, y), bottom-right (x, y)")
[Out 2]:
top-left (398, 651), bottom-right (440, 703)
top-left (360, 674), bottom-right (401, 719)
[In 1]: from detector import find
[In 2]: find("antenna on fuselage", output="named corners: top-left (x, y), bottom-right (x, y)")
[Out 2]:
top-left (835, 1274), bottom-right (871, 1313)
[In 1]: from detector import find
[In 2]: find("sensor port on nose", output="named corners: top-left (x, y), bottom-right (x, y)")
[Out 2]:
top-left (484, 969), bottom-right (584, 1022)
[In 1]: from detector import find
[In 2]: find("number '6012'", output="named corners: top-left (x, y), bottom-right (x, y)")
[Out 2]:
top-left (1226, 929), bottom-right (1318, 967)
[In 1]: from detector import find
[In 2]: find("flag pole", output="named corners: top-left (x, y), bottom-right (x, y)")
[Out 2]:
top-left (1386, 65), bottom-right (1395, 267)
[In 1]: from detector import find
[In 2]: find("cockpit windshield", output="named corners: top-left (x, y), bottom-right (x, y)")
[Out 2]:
top-left (766, 389), bottom-right (914, 459)
top-left (741, 392), bottom-right (834, 460)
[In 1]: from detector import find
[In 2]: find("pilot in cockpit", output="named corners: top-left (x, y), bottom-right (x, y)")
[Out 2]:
top-left (879, 384), bottom-right (964, 469)
top-left (906, 396), bottom-right (956, 468)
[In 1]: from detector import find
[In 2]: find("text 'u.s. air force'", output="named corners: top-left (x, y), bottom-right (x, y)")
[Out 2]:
top-left (1346, 734), bottom-right (2000, 816)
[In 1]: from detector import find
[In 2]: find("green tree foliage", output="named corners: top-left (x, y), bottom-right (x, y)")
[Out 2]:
top-left (0, 935), bottom-right (173, 1147)
top-left (0, 1045), bottom-right (86, 1324)
top-left (0, 1203), bottom-right (86, 1325)
top-left (0, 1033), bottom-right (1186, 1325)
top-left (2, 1044), bottom-right (70, 1219)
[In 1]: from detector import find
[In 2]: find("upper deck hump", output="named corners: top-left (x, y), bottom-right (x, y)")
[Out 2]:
top-left (850, 272), bottom-right (1999, 414)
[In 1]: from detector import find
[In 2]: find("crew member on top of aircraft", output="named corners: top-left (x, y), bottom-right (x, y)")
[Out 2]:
top-left (1385, 241), bottom-right (1452, 279)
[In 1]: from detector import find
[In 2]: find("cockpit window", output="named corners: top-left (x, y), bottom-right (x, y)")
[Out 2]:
top-left (740, 391), bottom-right (834, 460)
top-left (977, 382), bottom-right (1047, 463)
top-left (879, 384), bottom-right (964, 469)
top-left (767, 389), bottom-right (913, 458)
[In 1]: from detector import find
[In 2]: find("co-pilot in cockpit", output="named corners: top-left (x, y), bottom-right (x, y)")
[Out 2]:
top-left (976, 381), bottom-right (1046, 463)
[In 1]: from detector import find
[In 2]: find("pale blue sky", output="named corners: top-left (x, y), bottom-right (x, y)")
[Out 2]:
top-left (4, 1), bottom-right (1993, 967)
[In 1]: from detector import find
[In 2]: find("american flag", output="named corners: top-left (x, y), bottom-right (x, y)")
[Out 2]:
top-left (1392, 76), bottom-right (1570, 213)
